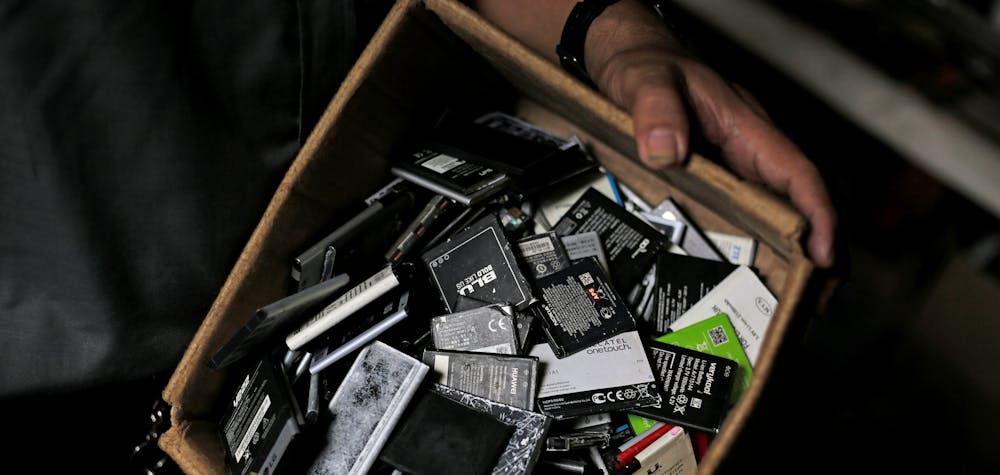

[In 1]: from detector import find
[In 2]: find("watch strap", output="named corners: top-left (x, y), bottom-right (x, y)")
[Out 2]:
top-left (557, 0), bottom-right (622, 86)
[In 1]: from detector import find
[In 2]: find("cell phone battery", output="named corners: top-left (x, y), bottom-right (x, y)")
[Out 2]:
top-left (648, 252), bottom-right (737, 334)
top-left (391, 148), bottom-right (509, 206)
top-left (529, 331), bottom-right (659, 420)
top-left (422, 214), bottom-right (534, 312)
top-left (560, 231), bottom-right (610, 275)
top-left (554, 188), bottom-right (666, 294)
top-left (535, 258), bottom-right (636, 358)
top-left (638, 211), bottom-right (687, 244)
top-left (293, 186), bottom-right (415, 291)
top-left (285, 264), bottom-right (401, 351)
top-left (431, 305), bottom-right (519, 355)
top-left (307, 290), bottom-right (411, 375)
top-left (631, 341), bottom-right (738, 434)
top-left (650, 198), bottom-right (724, 262)
top-left (307, 342), bottom-right (428, 475)
top-left (433, 383), bottom-right (551, 475)
top-left (219, 355), bottom-right (304, 475)
top-left (475, 111), bottom-right (575, 149)
top-left (468, 115), bottom-right (598, 200)
top-left (378, 388), bottom-right (515, 475)
top-left (514, 310), bottom-right (536, 354)
top-left (428, 111), bottom-right (567, 177)
top-left (706, 231), bottom-right (757, 266)
top-left (207, 273), bottom-right (350, 370)
top-left (423, 349), bottom-right (539, 410)
top-left (386, 194), bottom-right (454, 265)
top-left (516, 232), bottom-right (572, 280)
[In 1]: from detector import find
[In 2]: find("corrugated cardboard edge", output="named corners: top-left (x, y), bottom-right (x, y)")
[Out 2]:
top-left (696, 257), bottom-right (813, 473)
top-left (158, 0), bottom-right (422, 471)
top-left (159, 420), bottom-right (227, 475)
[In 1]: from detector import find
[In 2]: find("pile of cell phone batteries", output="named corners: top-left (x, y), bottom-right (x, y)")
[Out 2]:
top-left (210, 110), bottom-right (777, 475)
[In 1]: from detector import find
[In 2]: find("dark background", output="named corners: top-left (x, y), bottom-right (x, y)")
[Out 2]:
top-left (668, 0), bottom-right (1000, 473)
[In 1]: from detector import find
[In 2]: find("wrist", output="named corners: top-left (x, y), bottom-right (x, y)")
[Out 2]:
top-left (583, 1), bottom-right (684, 95)
top-left (557, 0), bottom-right (623, 86)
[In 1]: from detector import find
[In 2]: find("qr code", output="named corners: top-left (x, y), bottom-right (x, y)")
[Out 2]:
top-left (690, 397), bottom-right (702, 409)
top-left (708, 325), bottom-right (728, 346)
top-left (578, 272), bottom-right (594, 286)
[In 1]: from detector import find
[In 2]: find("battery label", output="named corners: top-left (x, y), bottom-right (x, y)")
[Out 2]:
top-left (517, 232), bottom-right (572, 280)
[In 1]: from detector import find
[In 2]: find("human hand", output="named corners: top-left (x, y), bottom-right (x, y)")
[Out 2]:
top-left (472, 0), bottom-right (837, 267)
top-left (586, 4), bottom-right (837, 267)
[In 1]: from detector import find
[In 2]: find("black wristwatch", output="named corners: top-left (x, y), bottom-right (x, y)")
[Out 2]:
top-left (556, 0), bottom-right (622, 86)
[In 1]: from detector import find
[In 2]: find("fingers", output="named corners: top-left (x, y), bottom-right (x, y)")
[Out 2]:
top-left (630, 75), bottom-right (690, 170)
top-left (802, 178), bottom-right (838, 268)
top-left (597, 50), bottom-right (691, 171)
top-left (686, 71), bottom-right (838, 267)
top-left (730, 83), bottom-right (771, 124)
top-left (752, 133), bottom-right (837, 267)
top-left (598, 50), bottom-right (838, 267)
top-left (744, 118), bottom-right (837, 267)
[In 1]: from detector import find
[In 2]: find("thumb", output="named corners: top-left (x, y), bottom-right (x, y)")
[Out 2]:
top-left (629, 76), bottom-right (691, 170)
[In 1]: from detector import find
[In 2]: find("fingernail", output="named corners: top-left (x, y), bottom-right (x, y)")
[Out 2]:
top-left (647, 128), bottom-right (678, 167)
top-left (823, 247), bottom-right (836, 267)
top-left (814, 242), bottom-right (834, 268)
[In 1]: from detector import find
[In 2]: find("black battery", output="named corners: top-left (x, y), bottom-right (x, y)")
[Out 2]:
top-left (631, 341), bottom-right (738, 434)
top-left (421, 214), bottom-right (534, 312)
top-left (535, 257), bottom-right (637, 358)
top-left (553, 187), bottom-right (665, 296)
top-left (219, 355), bottom-right (304, 475)
top-left (423, 349), bottom-right (539, 411)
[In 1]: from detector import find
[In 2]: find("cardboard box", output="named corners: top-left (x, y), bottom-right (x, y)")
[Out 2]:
top-left (159, 1), bottom-right (817, 473)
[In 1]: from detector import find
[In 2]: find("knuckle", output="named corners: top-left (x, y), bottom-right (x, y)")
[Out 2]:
top-left (598, 48), bottom-right (682, 108)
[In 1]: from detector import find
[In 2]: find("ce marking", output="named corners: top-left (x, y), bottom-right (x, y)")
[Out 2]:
top-left (591, 390), bottom-right (626, 404)
top-left (487, 317), bottom-right (508, 332)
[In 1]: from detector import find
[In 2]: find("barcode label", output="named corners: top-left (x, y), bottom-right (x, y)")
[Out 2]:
top-left (708, 325), bottom-right (728, 346)
top-left (518, 236), bottom-right (556, 257)
top-left (578, 272), bottom-right (594, 286)
top-left (421, 153), bottom-right (464, 174)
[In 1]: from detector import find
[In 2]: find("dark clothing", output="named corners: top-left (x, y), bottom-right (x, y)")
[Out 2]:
top-left (0, 0), bottom-right (388, 469)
